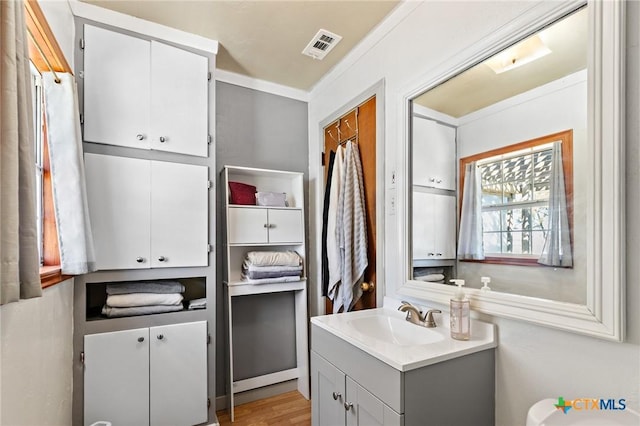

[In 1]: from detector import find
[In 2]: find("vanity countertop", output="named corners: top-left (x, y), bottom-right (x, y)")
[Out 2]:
top-left (310, 306), bottom-right (496, 372)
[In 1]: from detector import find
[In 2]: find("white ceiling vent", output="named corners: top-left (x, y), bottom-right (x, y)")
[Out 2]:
top-left (302, 29), bottom-right (342, 60)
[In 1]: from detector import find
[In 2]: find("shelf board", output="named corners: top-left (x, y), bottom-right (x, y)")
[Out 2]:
top-left (225, 278), bottom-right (306, 296)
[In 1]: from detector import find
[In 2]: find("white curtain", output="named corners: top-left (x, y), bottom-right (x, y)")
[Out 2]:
top-left (43, 72), bottom-right (97, 275)
top-left (458, 161), bottom-right (484, 260)
top-left (0, 0), bottom-right (43, 304)
top-left (538, 142), bottom-right (573, 267)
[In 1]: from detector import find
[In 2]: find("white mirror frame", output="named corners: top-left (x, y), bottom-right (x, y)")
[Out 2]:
top-left (397, 0), bottom-right (625, 341)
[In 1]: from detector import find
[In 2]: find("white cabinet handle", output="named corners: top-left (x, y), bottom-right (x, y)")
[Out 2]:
top-left (136, 134), bottom-right (145, 141)
top-left (436, 179), bottom-right (442, 183)
top-left (332, 392), bottom-right (342, 401)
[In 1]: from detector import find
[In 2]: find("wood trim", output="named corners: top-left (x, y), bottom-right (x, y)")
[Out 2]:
top-left (25, 0), bottom-right (72, 286)
top-left (40, 266), bottom-right (72, 289)
top-left (25, 0), bottom-right (72, 75)
top-left (458, 129), bottom-right (574, 266)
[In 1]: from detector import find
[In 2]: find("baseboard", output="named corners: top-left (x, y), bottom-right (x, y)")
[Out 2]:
top-left (215, 379), bottom-right (298, 410)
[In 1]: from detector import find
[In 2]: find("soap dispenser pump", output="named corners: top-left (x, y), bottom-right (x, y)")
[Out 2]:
top-left (449, 279), bottom-right (470, 340)
top-left (480, 276), bottom-right (491, 292)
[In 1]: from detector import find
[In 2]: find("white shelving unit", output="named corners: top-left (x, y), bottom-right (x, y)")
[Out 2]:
top-left (222, 165), bottom-right (309, 421)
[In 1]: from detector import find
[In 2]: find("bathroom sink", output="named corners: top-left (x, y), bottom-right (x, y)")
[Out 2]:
top-left (346, 314), bottom-right (444, 346)
top-left (310, 305), bottom-right (496, 371)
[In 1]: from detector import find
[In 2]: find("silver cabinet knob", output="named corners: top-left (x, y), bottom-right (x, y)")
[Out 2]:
top-left (159, 136), bottom-right (166, 143)
top-left (136, 134), bottom-right (145, 141)
top-left (430, 177), bottom-right (436, 182)
top-left (263, 224), bottom-right (269, 228)
top-left (332, 392), bottom-right (342, 401)
top-left (157, 334), bottom-right (164, 340)
top-left (158, 256), bottom-right (166, 262)
top-left (344, 402), bottom-right (353, 411)
top-left (136, 257), bottom-right (144, 263)
top-left (137, 337), bottom-right (145, 342)
top-left (436, 179), bottom-right (442, 183)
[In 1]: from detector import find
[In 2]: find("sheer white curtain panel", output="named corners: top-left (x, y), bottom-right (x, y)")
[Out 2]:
top-left (538, 141), bottom-right (573, 267)
top-left (457, 161), bottom-right (484, 260)
top-left (43, 72), bottom-right (96, 275)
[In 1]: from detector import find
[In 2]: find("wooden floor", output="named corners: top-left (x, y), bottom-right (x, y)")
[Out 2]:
top-left (217, 391), bottom-right (311, 426)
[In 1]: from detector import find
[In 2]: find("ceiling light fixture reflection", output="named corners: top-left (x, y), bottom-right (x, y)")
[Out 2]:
top-left (485, 35), bottom-right (552, 74)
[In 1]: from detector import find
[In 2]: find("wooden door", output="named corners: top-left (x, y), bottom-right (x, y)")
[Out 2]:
top-left (150, 41), bottom-right (209, 157)
top-left (83, 25), bottom-right (150, 149)
top-left (149, 321), bottom-right (208, 426)
top-left (84, 328), bottom-right (150, 426)
top-left (323, 96), bottom-right (377, 312)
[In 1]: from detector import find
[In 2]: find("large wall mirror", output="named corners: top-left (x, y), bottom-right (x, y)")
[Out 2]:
top-left (398, 0), bottom-right (625, 341)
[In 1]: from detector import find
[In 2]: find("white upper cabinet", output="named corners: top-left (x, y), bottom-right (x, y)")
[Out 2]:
top-left (412, 116), bottom-right (456, 190)
top-left (150, 41), bottom-right (208, 157)
top-left (85, 153), bottom-right (209, 270)
top-left (83, 25), bottom-right (151, 150)
top-left (83, 25), bottom-right (209, 157)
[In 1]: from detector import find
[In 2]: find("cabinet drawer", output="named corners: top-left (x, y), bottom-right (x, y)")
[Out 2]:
top-left (268, 209), bottom-right (303, 244)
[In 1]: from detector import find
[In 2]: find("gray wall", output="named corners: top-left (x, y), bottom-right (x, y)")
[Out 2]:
top-left (215, 81), bottom-right (309, 397)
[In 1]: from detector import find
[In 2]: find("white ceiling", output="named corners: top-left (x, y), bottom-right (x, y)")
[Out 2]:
top-left (414, 6), bottom-right (588, 118)
top-left (80, 0), bottom-right (401, 91)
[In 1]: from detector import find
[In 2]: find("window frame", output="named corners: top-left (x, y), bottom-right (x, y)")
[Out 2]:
top-left (458, 129), bottom-right (574, 266)
top-left (25, 0), bottom-right (73, 287)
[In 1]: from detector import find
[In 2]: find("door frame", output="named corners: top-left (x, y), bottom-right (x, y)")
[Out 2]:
top-left (315, 80), bottom-right (386, 315)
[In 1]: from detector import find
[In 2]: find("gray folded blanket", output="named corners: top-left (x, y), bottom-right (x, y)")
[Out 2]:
top-left (101, 304), bottom-right (183, 318)
top-left (243, 269), bottom-right (302, 279)
top-left (106, 281), bottom-right (185, 295)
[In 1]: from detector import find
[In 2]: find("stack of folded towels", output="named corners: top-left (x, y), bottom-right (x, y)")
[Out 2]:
top-left (242, 250), bottom-right (303, 284)
top-left (102, 280), bottom-right (185, 318)
top-left (413, 268), bottom-right (446, 284)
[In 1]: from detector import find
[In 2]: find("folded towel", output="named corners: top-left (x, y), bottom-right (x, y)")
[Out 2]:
top-left (106, 293), bottom-right (183, 308)
top-left (242, 261), bottom-right (303, 273)
top-left (414, 273), bottom-right (445, 282)
top-left (245, 251), bottom-right (301, 267)
top-left (188, 298), bottom-right (207, 310)
top-left (240, 275), bottom-right (302, 285)
top-left (106, 281), bottom-right (185, 295)
top-left (101, 304), bottom-right (183, 318)
top-left (243, 269), bottom-right (302, 280)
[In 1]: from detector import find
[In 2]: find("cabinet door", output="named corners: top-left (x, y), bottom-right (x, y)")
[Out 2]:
top-left (412, 192), bottom-right (456, 260)
top-left (311, 352), bottom-right (346, 426)
top-left (412, 191), bottom-right (436, 260)
top-left (84, 328), bottom-right (150, 426)
top-left (150, 161), bottom-right (208, 267)
top-left (150, 321), bottom-right (208, 426)
top-left (345, 377), bottom-right (403, 426)
top-left (151, 41), bottom-right (209, 157)
top-left (433, 194), bottom-right (457, 259)
top-left (268, 209), bottom-right (304, 244)
top-left (412, 116), bottom-right (456, 190)
top-left (228, 207), bottom-right (269, 244)
top-left (83, 25), bottom-right (151, 149)
top-left (85, 154), bottom-right (151, 270)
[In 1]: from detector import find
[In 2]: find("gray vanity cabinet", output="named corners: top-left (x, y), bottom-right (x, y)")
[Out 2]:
top-left (311, 324), bottom-right (495, 426)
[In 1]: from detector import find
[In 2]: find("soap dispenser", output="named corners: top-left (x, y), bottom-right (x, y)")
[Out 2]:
top-left (449, 279), bottom-right (470, 340)
top-left (480, 276), bottom-right (491, 292)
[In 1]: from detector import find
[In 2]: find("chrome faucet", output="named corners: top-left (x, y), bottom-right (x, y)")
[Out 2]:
top-left (398, 301), bottom-right (441, 328)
